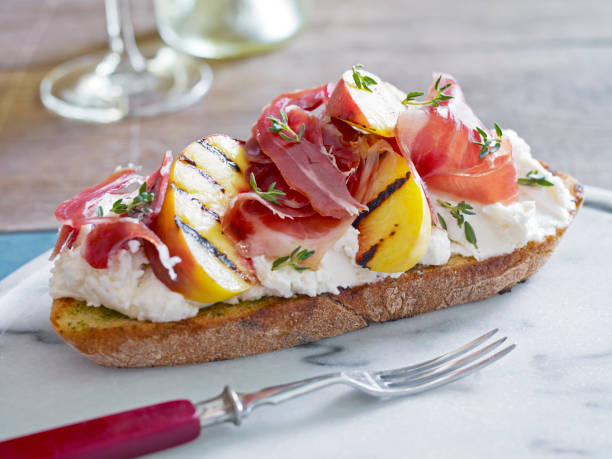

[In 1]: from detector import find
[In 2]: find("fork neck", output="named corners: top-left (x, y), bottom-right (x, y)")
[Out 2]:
top-left (195, 386), bottom-right (243, 427)
top-left (240, 372), bottom-right (345, 415)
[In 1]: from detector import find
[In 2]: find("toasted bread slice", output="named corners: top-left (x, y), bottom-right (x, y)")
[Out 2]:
top-left (50, 173), bottom-right (583, 367)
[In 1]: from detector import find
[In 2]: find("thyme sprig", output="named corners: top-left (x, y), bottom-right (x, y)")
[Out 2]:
top-left (437, 199), bottom-right (478, 248)
top-left (518, 170), bottom-right (554, 187)
top-left (402, 76), bottom-right (453, 107)
top-left (110, 182), bottom-right (154, 218)
top-left (473, 123), bottom-right (503, 158)
top-left (268, 108), bottom-right (305, 143)
top-left (351, 64), bottom-right (378, 92)
top-left (464, 221), bottom-right (478, 249)
top-left (250, 172), bottom-right (286, 205)
top-left (437, 213), bottom-right (447, 231)
top-left (272, 246), bottom-right (315, 272)
top-left (437, 199), bottom-right (475, 226)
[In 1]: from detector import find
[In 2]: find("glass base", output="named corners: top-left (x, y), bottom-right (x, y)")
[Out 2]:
top-left (40, 46), bottom-right (213, 123)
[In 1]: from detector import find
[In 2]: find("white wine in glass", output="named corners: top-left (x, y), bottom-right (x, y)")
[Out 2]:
top-left (40, 0), bottom-right (213, 123)
top-left (155, 0), bottom-right (304, 59)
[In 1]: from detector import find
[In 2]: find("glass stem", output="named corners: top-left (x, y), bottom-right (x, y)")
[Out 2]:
top-left (98, 0), bottom-right (147, 75)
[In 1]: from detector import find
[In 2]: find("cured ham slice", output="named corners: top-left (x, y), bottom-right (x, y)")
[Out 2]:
top-left (246, 162), bottom-right (311, 210)
top-left (395, 73), bottom-right (518, 204)
top-left (52, 153), bottom-right (177, 278)
top-left (54, 152), bottom-right (171, 228)
top-left (255, 86), bottom-right (365, 219)
top-left (244, 137), bottom-right (273, 165)
top-left (227, 191), bottom-right (315, 221)
top-left (145, 151), bottom-right (173, 218)
top-left (349, 137), bottom-right (395, 203)
top-left (223, 86), bottom-right (367, 264)
top-left (54, 168), bottom-right (142, 226)
top-left (222, 198), bottom-right (352, 266)
top-left (84, 219), bottom-right (178, 279)
top-left (320, 118), bottom-right (361, 174)
top-left (51, 168), bottom-right (143, 259)
top-left (50, 225), bottom-right (79, 259)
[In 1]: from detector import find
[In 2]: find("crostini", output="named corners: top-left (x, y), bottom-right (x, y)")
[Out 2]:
top-left (49, 70), bottom-right (582, 367)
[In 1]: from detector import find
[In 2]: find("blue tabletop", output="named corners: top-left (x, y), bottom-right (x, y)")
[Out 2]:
top-left (0, 230), bottom-right (57, 280)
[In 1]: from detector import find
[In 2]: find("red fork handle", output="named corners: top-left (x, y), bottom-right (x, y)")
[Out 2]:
top-left (0, 400), bottom-right (201, 459)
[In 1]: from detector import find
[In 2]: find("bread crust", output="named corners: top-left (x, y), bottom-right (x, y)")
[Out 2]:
top-left (50, 173), bottom-right (583, 367)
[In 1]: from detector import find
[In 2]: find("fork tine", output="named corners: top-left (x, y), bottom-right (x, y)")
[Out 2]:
top-left (380, 336), bottom-right (507, 384)
top-left (386, 343), bottom-right (516, 394)
top-left (375, 328), bottom-right (499, 379)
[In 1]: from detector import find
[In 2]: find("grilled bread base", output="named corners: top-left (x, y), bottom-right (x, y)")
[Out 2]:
top-left (50, 173), bottom-right (583, 368)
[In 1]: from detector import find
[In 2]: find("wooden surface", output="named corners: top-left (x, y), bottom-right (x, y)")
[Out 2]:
top-left (1, 0), bottom-right (611, 232)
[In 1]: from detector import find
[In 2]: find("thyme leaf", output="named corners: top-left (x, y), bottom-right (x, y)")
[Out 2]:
top-left (110, 199), bottom-right (128, 215)
top-left (351, 64), bottom-right (378, 93)
top-left (437, 199), bottom-right (478, 248)
top-left (437, 213), bottom-right (447, 230)
top-left (109, 181), bottom-right (154, 218)
top-left (473, 122), bottom-right (503, 158)
top-left (464, 221), bottom-right (478, 248)
top-left (268, 108), bottom-right (305, 143)
top-left (518, 170), bottom-right (554, 187)
top-left (271, 246), bottom-right (315, 272)
top-left (402, 75), bottom-right (453, 107)
top-left (437, 199), bottom-right (475, 227)
top-left (250, 172), bottom-right (287, 205)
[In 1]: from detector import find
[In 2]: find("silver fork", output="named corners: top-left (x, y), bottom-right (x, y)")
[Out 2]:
top-left (0, 329), bottom-right (514, 459)
top-left (199, 328), bottom-right (515, 426)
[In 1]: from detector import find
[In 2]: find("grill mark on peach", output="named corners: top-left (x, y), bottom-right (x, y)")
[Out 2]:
top-left (175, 217), bottom-right (249, 280)
top-left (171, 183), bottom-right (220, 222)
top-left (352, 171), bottom-right (411, 227)
top-left (359, 228), bottom-right (400, 268)
top-left (178, 154), bottom-right (225, 193)
top-left (197, 138), bottom-right (241, 172)
top-left (357, 243), bottom-right (379, 267)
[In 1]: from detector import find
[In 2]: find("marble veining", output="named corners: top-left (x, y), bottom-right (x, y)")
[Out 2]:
top-left (0, 205), bottom-right (611, 458)
top-left (299, 342), bottom-right (369, 367)
top-left (2, 328), bottom-right (64, 345)
top-left (529, 438), bottom-right (590, 456)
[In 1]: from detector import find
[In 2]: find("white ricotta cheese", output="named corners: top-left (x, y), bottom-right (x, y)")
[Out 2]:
top-left (50, 225), bottom-right (398, 321)
top-left (426, 129), bottom-right (575, 261)
top-left (418, 227), bottom-right (451, 266)
top-left (226, 226), bottom-right (400, 303)
top-left (50, 230), bottom-right (199, 322)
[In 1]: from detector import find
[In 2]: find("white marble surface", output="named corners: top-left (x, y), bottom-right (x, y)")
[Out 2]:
top-left (1, 204), bottom-right (611, 458)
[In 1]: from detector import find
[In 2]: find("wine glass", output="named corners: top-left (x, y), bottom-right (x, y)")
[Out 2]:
top-left (155, 0), bottom-right (304, 59)
top-left (40, 0), bottom-right (213, 123)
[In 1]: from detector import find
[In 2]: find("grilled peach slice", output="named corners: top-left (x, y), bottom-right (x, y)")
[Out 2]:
top-left (150, 135), bottom-right (254, 303)
top-left (328, 68), bottom-right (406, 137)
top-left (353, 151), bottom-right (431, 273)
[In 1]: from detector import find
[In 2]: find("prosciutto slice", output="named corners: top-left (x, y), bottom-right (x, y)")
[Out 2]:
top-left (145, 151), bottom-right (172, 218)
top-left (50, 225), bottom-right (79, 259)
top-left (51, 153), bottom-right (177, 278)
top-left (396, 73), bottom-right (518, 204)
top-left (246, 162), bottom-right (312, 210)
top-left (255, 86), bottom-right (365, 219)
top-left (54, 168), bottom-right (142, 227)
top-left (222, 198), bottom-right (352, 266)
top-left (244, 137), bottom-right (273, 165)
top-left (223, 86), bottom-right (366, 263)
top-left (227, 191), bottom-right (315, 220)
top-left (51, 167), bottom-right (144, 258)
top-left (83, 219), bottom-right (178, 279)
